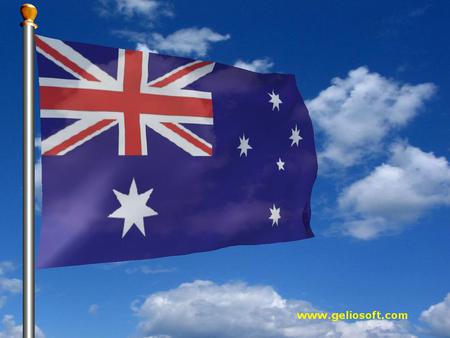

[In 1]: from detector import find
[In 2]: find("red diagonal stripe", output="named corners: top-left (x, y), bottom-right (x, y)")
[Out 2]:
top-left (162, 122), bottom-right (212, 156)
top-left (44, 119), bottom-right (115, 156)
top-left (35, 36), bottom-right (100, 82)
top-left (151, 61), bottom-right (213, 88)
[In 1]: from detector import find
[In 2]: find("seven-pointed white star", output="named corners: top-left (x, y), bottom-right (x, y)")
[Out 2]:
top-left (276, 158), bottom-right (285, 171)
top-left (289, 125), bottom-right (303, 147)
top-left (238, 134), bottom-right (252, 157)
top-left (109, 178), bottom-right (158, 238)
top-left (268, 90), bottom-right (283, 111)
top-left (269, 204), bottom-right (281, 226)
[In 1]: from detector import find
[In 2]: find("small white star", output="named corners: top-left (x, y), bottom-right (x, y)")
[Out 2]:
top-left (276, 158), bottom-right (285, 171)
top-left (238, 134), bottom-right (252, 157)
top-left (268, 90), bottom-right (283, 111)
top-left (269, 204), bottom-right (281, 226)
top-left (109, 178), bottom-right (158, 238)
top-left (289, 125), bottom-right (303, 147)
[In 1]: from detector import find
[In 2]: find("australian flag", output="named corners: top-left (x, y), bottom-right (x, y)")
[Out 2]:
top-left (35, 35), bottom-right (318, 268)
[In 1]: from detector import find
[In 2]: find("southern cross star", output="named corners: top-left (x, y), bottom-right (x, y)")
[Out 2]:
top-left (269, 204), bottom-right (281, 226)
top-left (268, 90), bottom-right (283, 111)
top-left (276, 158), bottom-right (285, 171)
top-left (109, 178), bottom-right (158, 238)
top-left (238, 134), bottom-right (252, 157)
top-left (289, 125), bottom-right (303, 147)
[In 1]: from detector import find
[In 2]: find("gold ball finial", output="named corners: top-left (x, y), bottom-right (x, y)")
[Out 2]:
top-left (20, 4), bottom-right (38, 28)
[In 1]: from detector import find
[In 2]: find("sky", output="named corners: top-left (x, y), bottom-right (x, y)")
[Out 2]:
top-left (0, 0), bottom-right (449, 337)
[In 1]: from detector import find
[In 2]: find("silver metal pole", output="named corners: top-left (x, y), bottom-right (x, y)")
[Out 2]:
top-left (20, 4), bottom-right (37, 338)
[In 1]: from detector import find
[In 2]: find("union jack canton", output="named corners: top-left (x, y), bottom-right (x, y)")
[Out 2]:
top-left (36, 35), bottom-right (318, 268)
top-left (37, 35), bottom-right (214, 157)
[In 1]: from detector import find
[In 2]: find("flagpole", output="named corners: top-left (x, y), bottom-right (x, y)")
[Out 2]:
top-left (20, 4), bottom-right (37, 338)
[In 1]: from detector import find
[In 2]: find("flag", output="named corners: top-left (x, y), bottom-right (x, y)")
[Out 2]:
top-left (35, 35), bottom-right (318, 268)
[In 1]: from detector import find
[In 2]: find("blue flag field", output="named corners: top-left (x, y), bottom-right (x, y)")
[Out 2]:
top-left (36, 35), bottom-right (317, 268)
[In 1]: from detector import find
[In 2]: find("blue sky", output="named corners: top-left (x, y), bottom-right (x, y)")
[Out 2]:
top-left (1, 0), bottom-right (449, 337)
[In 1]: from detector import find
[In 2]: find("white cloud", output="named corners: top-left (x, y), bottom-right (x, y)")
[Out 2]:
top-left (116, 0), bottom-right (165, 17)
top-left (0, 262), bottom-right (21, 295)
top-left (306, 66), bottom-right (435, 169)
top-left (0, 262), bottom-right (21, 309)
top-left (0, 262), bottom-right (14, 277)
top-left (116, 27), bottom-right (230, 57)
top-left (337, 142), bottom-right (450, 239)
top-left (146, 28), bottom-right (230, 57)
top-left (114, 29), bottom-right (147, 43)
top-left (97, 0), bottom-right (173, 19)
top-left (420, 293), bottom-right (450, 337)
top-left (125, 266), bottom-right (176, 274)
top-left (98, 261), bottom-right (129, 270)
top-left (89, 304), bottom-right (99, 316)
top-left (132, 280), bottom-right (416, 338)
top-left (136, 43), bottom-right (158, 54)
top-left (0, 279), bottom-right (21, 295)
top-left (333, 321), bottom-right (416, 338)
top-left (234, 58), bottom-right (274, 73)
top-left (0, 315), bottom-right (45, 338)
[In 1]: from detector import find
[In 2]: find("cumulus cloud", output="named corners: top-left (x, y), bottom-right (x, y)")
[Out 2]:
top-left (0, 315), bottom-right (45, 338)
top-left (97, 0), bottom-right (173, 20)
top-left (306, 66), bottom-right (435, 169)
top-left (420, 293), bottom-right (450, 337)
top-left (336, 142), bottom-right (450, 239)
top-left (132, 280), bottom-right (416, 338)
top-left (234, 58), bottom-right (274, 73)
top-left (333, 321), bottom-right (416, 338)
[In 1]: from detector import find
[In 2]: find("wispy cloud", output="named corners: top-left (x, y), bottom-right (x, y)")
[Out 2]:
top-left (97, 0), bottom-right (173, 22)
top-left (0, 262), bottom-right (14, 277)
top-left (234, 58), bottom-right (274, 73)
top-left (89, 304), bottom-right (99, 316)
top-left (0, 278), bottom-right (21, 295)
top-left (0, 261), bottom-right (21, 297)
top-left (377, 5), bottom-right (431, 39)
top-left (101, 1), bottom-right (230, 57)
top-left (120, 27), bottom-right (230, 57)
top-left (125, 266), bottom-right (176, 275)
top-left (408, 5), bottom-right (430, 18)
top-left (98, 261), bottom-right (129, 270)
top-left (113, 29), bottom-right (147, 43)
